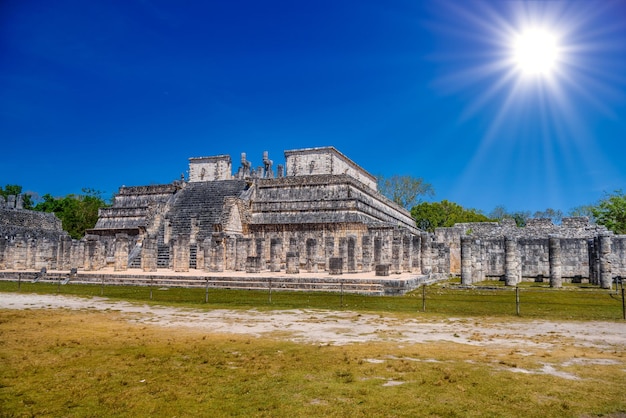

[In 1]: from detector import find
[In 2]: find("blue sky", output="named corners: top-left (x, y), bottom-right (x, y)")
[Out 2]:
top-left (1, 0), bottom-right (625, 215)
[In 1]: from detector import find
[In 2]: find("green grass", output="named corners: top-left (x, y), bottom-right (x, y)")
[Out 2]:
top-left (0, 309), bottom-right (625, 417)
top-left (0, 279), bottom-right (624, 320)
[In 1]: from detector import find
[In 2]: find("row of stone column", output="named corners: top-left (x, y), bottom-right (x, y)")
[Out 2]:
top-left (461, 234), bottom-right (615, 289)
top-left (131, 231), bottom-right (435, 275)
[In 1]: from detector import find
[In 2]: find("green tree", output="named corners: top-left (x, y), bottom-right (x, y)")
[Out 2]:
top-left (569, 204), bottom-right (596, 222)
top-left (591, 190), bottom-right (626, 234)
top-left (411, 200), bottom-right (492, 232)
top-left (34, 189), bottom-right (108, 239)
top-left (532, 208), bottom-right (563, 224)
top-left (489, 206), bottom-right (530, 227)
top-left (377, 175), bottom-right (434, 209)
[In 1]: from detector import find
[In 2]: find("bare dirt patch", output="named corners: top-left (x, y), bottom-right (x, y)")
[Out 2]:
top-left (2, 292), bottom-right (625, 351)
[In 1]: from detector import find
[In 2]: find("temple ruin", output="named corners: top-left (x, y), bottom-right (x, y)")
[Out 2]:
top-left (1, 146), bottom-right (625, 292)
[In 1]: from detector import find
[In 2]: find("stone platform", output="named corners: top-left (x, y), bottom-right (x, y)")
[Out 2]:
top-left (0, 268), bottom-right (433, 296)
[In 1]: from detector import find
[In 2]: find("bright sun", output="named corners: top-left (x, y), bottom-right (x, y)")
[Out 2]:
top-left (513, 28), bottom-right (560, 76)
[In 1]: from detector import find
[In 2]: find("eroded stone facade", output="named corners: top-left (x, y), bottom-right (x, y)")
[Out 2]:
top-left (2, 147), bottom-right (624, 290)
top-left (444, 218), bottom-right (626, 289)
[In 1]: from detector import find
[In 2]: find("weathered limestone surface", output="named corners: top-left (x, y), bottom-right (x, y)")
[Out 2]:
top-left (451, 217), bottom-right (625, 285)
top-left (3, 148), bottom-right (624, 289)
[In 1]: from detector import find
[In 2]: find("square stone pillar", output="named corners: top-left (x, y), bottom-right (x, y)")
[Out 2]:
top-left (411, 235), bottom-right (421, 273)
top-left (325, 236), bottom-right (335, 271)
top-left (402, 235), bottom-right (412, 273)
top-left (114, 234), bottom-right (129, 271)
top-left (361, 235), bottom-right (373, 272)
top-left (505, 236), bottom-right (520, 286)
top-left (208, 235), bottom-right (225, 272)
top-left (86, 235), bottom-right (104, 271)
top-left (460, 236), bottom-right (473, 285)
top-left (58, 236), bottom-right (72, 270)
top-left (270, 238), bottom-right (283, 272)
top-left (391, 236), bottom-right (402, 274)
top-left (172, 235), bottom-right (190, 272)
top-left (235, 238), bottom-right (251, 271)
top-left (286, 252), bottom-right (299, 274)
top-left (142, 235), bottom-right (158, 272)
top-left (225, 235), bottom-right (238, 271)
top-left (0, 236), bottom-right (6, 270)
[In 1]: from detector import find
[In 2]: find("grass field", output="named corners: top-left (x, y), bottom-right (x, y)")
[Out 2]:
top-left (0, 279), bottom-right (624, 320)
top-left (1, 281), bottom-right (625, 417)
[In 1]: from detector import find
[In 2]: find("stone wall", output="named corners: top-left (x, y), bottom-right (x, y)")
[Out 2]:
top-left (454, 217), bottom-right (623, 288)
top-left (189, 155), bottom-right (232, 182)
top-left (284, 147), bottom-right (378, 191)
top-left (253, 174), bottom-right (417, 232)
top-left (0, 207), bottom-right (64, 239)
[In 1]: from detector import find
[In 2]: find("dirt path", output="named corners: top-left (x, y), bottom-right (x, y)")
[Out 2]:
top-left (1, 292), bottom-right (625, 350)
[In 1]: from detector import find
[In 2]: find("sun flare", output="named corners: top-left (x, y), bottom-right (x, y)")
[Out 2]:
top-left (513, 28), bottom-right (560, 76)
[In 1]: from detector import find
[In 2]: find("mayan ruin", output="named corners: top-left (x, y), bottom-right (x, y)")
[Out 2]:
top-left (1, 146), bottom-right (624, 294)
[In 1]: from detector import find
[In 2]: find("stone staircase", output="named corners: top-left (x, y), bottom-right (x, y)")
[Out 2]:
top-left (166, 180), bottom-right (248, 243)
top-left (0, 271), bottom-right (427, 295)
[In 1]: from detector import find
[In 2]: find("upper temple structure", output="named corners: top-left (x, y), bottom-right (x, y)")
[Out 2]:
top-left (1, 146), bottom-right (625, 292)
top-left (86, 146), bottom-right (433, 276)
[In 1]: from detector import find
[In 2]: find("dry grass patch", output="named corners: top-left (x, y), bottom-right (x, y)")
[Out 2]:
top-left (1, 308), bottom-right (625, 417)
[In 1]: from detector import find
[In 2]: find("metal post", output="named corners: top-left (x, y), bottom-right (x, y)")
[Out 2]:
top-left (149, 278), bottom-right (153, 300)
top-left (18, 273), bottom-right (21, 291)
top-left (622, 286), bottom-right (626, 320)
top-left (340, 281), bottom-right (344, 308)
top-left (268, 278), bottom-right (272, 304)
top-left (422, 284), bottom-right (426, 312)
top-left (515, 287), bottom-right (520, 316)
top-left (205, 278), bottom-right (209, 303)
top-left (100, 276), bottom-right (105, 296)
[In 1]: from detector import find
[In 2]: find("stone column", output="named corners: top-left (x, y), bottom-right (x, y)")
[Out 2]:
top-left (460, 236), bottom-right (472, 285)
top-left (402, 235), bottom-right (412, 273)
top-left (286, 251), bottom-right (299, 274)
top-left (85, 235), bottom-right (104, 271)
top-left (373, 237), bottom-right (382, 266)
top-left (347, 236), bottom-right (357, 273)
top-left (411, 235), bottom-right (421, 273)
top-left (201, 237), bottom-right (211, 271)
top-left (549, 236), bottom-right (562, 288)
top-left (504, 236), bottom-right (520, 286)
top-left (587, 239), bottom-right (597, 285)
top-left (0, 236), bottom-right (6, 270)
top-left (391, 236), bottom-right (402, 274)
top-left (270, 238), bottom-right (282, 272)
top-left (225, 235), bottom-right (238, 271)
top-left (172, 235), bottom-right (190, 272)
top-left (598, 233), bottom-right (613, 289)
top-left (70, 240), bottom-right (85, 271)
top-left (255, 238), bottom-right (266, 270)
top-left (420, 233), bottom-right (432, 275)
top-left (473, 240), bottom-right (485, 283)
top-left (114, 234), bottom-right (129, 271)
top-left (235, 238), bottom-right (250, 271)
top-left (33, 238), bottom-right (50, 270)
top-left (58, 236), bottom-right (72, 270)
top-left (361, 235), bottom-right (373, 272)
top-left (324, 236), bottom-right (335, 271)
top-left (208, 235), bottom-right (225, 272)
top-left (142, 235), bottom-right (158, 272)
top-left (306, 238), bottom-right (317, 273)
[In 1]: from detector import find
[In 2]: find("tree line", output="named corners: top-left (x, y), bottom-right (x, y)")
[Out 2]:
top-left (377, 175), bottom-right (626, 235)
top-left (2, 178), bottom-right (625, 238)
